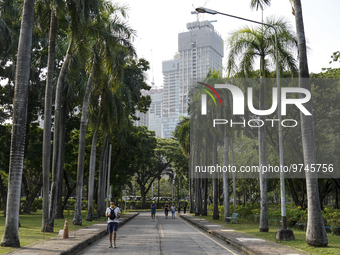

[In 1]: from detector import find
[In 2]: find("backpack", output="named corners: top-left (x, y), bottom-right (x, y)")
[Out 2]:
top-left (109, 207), bottom-right (116, 220)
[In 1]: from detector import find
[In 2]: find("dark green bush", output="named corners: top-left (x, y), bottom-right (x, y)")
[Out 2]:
top-left (118, 200), bottom-right (189, 209)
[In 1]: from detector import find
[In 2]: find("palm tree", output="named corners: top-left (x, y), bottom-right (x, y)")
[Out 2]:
top-left (48, 0), bottom-right (102, 231)
top-left (174, 117), bottom-right (190, 157)
top-left (173, 117), bottom-right (191, 210)
top-left (41, 0), bottom-right (60, 232)
top-left (291, 0), bottom-right (328, 247)
top-left (73, 5), bottom-right (135, 225)
top-left (0, 0), bottom-right (35, 247)
top-left (227, 17), bottom-right (298, 232)
top-left (85, 95), bottom-right (103, 221)
top-left (86, 65), bottom-right (130, 221)
top-left (250, 0), bottom-right (328, 247)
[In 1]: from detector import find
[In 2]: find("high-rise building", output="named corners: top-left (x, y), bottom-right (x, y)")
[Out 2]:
top-left (136, 20), bottom-right (223, 139)
top-left (161, 57), bottom-right (180, 138)
top-left (134, 88), bottom-right (164, 138)
top-left (148, 90), bottom-right (163, 138)
top-left (178, 20), bottom-right (224, 115)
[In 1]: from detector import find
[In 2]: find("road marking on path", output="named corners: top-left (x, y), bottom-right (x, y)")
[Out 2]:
top-left (178, 217), bottom-right (238, 255)
top-left (236, 238), bottom-right (265, 242)
top-left (159, 224), bottom-right (164, 237)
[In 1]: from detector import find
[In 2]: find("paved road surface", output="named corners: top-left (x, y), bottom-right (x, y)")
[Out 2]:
top-left (78, 212), bottom-right (241, 255)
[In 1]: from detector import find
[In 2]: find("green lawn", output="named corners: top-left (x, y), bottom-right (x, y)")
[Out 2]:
top-left (0, 210), bottom-right (106, 254)
top-left (194, 214), bottom-right (340, 255)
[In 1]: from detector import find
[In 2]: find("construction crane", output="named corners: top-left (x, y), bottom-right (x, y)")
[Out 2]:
top-left (191, 0), bottom-right (212, 22)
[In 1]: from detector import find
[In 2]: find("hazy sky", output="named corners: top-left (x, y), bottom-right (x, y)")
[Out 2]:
top-left (117, 0), bottom-right (340, 87)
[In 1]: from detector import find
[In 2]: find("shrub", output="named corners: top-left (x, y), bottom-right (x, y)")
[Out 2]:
top-left (121, 200), bottom-right (189, 210)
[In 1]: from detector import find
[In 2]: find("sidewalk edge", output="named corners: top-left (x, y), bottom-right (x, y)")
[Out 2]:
top-left (180, 214), bottom-right (288, 255)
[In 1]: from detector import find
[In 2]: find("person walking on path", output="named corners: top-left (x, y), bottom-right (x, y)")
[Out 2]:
top-left (106, 201), bottom-right (121, 248)
top-left (171, 203), bottom-right (176, 219)
top-left (177, 201), bottom-right (181, 214)
top-left (150, 201), bottom-right (157, 221)
top-left (183, 202), bottom-right (187, 214)
top-left (164, 202), bottom-right (169, 219)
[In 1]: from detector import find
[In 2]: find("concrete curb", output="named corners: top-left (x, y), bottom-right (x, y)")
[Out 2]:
top-left (61, 213), bottom-right (139, 255)
top-left (180, 215), bottom-right (255, 255)
top-left (180, 214), bottom-right (307, 255)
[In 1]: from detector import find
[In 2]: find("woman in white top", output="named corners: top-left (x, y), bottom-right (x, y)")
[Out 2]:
top-left (171, 204), bottom-right (176, 219)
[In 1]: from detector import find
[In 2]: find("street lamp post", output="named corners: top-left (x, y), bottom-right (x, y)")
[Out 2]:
top-left (196, 7), bottom-right (293, 241)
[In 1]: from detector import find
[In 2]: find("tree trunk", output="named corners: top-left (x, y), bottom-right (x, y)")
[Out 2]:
top-left (293, 0), bottom-right (328, 247)
top-left (42, 7), bottom-right (57, 232)
top-left (198, 178), bottom-right (203, 214)
top-left (203, 179), bottom-right (208, 216)
top-left (335, 187), bottom-right (339, 209)
top-left (22, 175), bottom-right (42, 214)
top-left (56, 101), bottom-right (67, 219)
top-left (0, 0), bottom-right (35, 247)
top-left (259, 76), bottom-right (268, 232)
top-left (203, 126), bottom-right (209, 216)
top-left (86, 127), bottom-right (99, 221)
top-left (213, 135), bottom-right (219, 220)
top-left (22, 193), bottom-right (36, 214)
top-left (231, 138), bottom-right (236, 213)
top-left (97, 133), bottom-right (108, 218)
top-left (189, 151), bottom-right (194, 213)
top-left (287, 178), bottom-right (303, 208)
top-left (102, 141), bottom-right (108, 210)
top-left (177, 178), bottom-right (180, 201)
top-left (223, 129), bottom-right (230, 220)
top-left (141, 187), bottom-right (146, 209)
top-left (73, 64), bottom-right (95, 226)
top-left (85, 92), bottom-right (103, 221)
top-left (49, 34), bottom-right (74, 231)
top-left (0, 175), bottom-right (7, 215)
top-left (157, 177), bottom-right (160, 209)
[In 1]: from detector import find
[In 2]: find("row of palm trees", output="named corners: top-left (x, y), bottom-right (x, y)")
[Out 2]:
top-left (175, 0), bottom-right (328, 247)
top-left (1, 0), bottom-right (148, 247)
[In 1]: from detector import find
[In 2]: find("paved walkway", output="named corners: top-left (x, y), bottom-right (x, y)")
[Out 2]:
top-left (5, 212), bottom-right (309, 255)
top-left (180, 214), bottom-right (308, 255)
top-left (79, 212), bottom-right (242, 255)
top-left (6, 213), bottom-right (138, 255)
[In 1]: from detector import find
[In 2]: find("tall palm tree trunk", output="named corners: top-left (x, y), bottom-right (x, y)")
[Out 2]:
top-left (48, 35), bottom-right (74, 232)
top-left (259, 76), bottom-right (268, 232)
top-left (195, 149), bottom-right (200, 215)
top-left (102, 141), bottom-right (108, 206)
top-left (56, 101), bottom-right (67, 219)
top-left (293, 0), bottom-right (328, 247)
top-left (73, 64), bottom-right (95, 225)
top-left (97, 133), bottom-right (108, 217)
top-left (223, 128), bottom-right (230, 220)
top-left (86, 106), bottom-right (101, 221)
top-left (203, 125), bottom-right (209, 216)
top-left (0, 0), bottom-right (35, 247)
top-left (213, 134), bottom-right (219, 220)
top-left (203, 178), bottom-right (208, 216)
top-left (42, 7), bottom-right (57, 232)
top-left (189, 151), bottom-right (194, 213)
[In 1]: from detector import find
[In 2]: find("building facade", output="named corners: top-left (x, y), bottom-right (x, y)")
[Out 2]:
top-left (135, 20), bottom-right (223, 139)
top-left (178, 20), bottom-right (224, 116)
top-left (162, 58), bottom-right (180, 138)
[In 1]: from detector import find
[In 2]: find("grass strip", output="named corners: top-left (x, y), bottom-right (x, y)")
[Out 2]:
top-left (0, 210), bottom-right (110, 254)
top-left (194, 214), bottom-right (340, 255)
